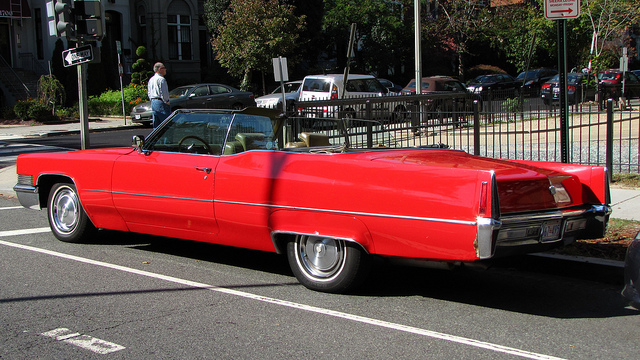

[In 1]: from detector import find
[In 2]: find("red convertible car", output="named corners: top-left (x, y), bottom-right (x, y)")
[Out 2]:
top-left (14, 108), bottom-right (611, 293)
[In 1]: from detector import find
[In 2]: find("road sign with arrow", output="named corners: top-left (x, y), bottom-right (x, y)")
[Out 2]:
top-left (544, 0), bottom-right (580, 20)
top-left (62, 44), bottom-right (93, 67)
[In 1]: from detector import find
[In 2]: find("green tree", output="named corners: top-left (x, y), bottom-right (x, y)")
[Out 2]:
top-left (203, 0), bottom-right (231, 35)
top-left (583, 0), bottom-right (640, 72)
top-left (37, 75), bottom-right (65, 115)
top-left (435, 0), bottom-right (491, 79)
top-left (323, 0), bottom-right (414, 78)
top-left (130, 46), bottom-right (153, 85)
top-left (211, 0), bottom-right (307, 90)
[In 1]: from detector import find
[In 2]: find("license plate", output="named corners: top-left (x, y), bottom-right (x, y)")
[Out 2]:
top-left (135, 114), bottom-right (141, 119)
top-left (541, 220), bottom-right (562, 242)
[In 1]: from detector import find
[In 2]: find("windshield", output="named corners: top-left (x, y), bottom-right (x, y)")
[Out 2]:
top-left (271, 82), bottom-right (301, 94)
top-left (473, 75), bottom-right (500, 83)
top-left (516, 71), bottom-right (540, 79)
top-left (169, 87), bottom-right (191, 98)
top-left (145, 111), bottom-right (277, 155)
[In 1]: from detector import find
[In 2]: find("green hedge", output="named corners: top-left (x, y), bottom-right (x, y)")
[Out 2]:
top-left (88, 84), bottom-right (149, 116)
top-left (13, 100), bottom-right (57, 122)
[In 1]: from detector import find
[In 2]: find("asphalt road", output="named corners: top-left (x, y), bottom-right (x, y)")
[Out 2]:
top-left (1, 196), bottom-right (639, 359)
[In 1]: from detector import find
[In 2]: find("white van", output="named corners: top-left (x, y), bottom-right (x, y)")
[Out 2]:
top-left (298, 74), bottom-right (389, 118)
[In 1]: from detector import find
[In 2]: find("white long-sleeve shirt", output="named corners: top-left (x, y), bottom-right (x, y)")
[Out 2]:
top-left (147, 73), bottom-right (169, 103)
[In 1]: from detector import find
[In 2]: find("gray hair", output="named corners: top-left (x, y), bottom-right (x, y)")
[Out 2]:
top-left (153, 62), bottom-right (166, 73)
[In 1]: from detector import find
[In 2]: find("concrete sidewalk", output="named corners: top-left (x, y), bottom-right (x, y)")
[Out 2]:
top-left (0, 117), bottom-right (638, 220)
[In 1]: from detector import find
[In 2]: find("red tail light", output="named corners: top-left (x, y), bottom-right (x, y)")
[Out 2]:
top-left (542, 84), bottom-right (551, 90)
top-left (567, 85), bottom-right (576, 92)
top-left (479, 181), bottom-right (488, 215)
top-left (330, 85), bottom-right (338, 100)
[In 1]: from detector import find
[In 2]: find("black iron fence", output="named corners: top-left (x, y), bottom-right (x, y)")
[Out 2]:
top-left (286, 92), bottom-right (639, 175)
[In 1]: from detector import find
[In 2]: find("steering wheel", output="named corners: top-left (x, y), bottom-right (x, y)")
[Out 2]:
top-left (178, 135), bottom-right (213, 155)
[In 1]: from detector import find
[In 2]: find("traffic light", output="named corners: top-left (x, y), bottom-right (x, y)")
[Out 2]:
top-left (74, 0), bottom-right (104, 40)
top-left (53, 0), bottom-right (75, 39)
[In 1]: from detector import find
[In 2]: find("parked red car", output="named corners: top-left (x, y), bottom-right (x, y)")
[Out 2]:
top-left (598, 69), bottom-right (640, 100)
top-left (14, 108), bottom-right (611, 293)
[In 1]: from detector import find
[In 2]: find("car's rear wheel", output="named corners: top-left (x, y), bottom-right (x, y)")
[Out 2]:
top-left (47, 183), bottom-right (96, 243)
top-left (287, 235), bottom-right (370, 293)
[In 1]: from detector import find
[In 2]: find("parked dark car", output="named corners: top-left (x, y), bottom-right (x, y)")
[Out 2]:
top-left (401, 76), bottom-right (468, 95)
top-left (597, 69), bottom-right (640, 100)
top-left (541, 73), bottom-right (595, 105)
top-left (400, 76), bottom-right (479, 125)
top-left (516, 68), bottom-right (558, 96)
top-left (377, 78), bottom-right (403, 94)
top-left (131, 83), bottom-right (256, 125)
top-left (466, 74), bottom-right (521, 99)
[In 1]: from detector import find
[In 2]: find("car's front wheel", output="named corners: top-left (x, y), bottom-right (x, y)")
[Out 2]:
top-left (287, 235), bottom-right (370, 293)
top-left (47, 183), bottom-right (96, 243)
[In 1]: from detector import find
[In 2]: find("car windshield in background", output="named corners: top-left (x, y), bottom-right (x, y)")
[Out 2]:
top-left (345, 79), bottom-right (386, 93)
top-left (474, 75), bottom-right (501, 83)
top-left (598, 72), bottom-right (619, 81)
top-left (169, 87), bottom-right (191, 98)
top-left (516, 71), bottom-right (540, 80)
top-left (272, 82), bottom-right (301, 94)
top-left (549, 74), bottom-right (582, 84)
top-left (407, 81), bottom-right (432, 90)
top-left (302, 79), bottom-right (332, 92)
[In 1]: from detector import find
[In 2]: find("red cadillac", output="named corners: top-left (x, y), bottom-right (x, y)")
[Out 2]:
top-left (13, 108), bottom-right (611, 293)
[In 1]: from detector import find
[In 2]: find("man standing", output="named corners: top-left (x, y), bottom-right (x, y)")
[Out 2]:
top-left (148, 62), bottom-right (170, 128)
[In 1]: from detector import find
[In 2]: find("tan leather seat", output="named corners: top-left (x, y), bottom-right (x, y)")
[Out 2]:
top-left (299, 132), bottom-right (330, 147)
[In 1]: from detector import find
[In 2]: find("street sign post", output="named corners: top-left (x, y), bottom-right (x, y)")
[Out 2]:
top-left (544, 0), bottom-right (580, 163)
top-left (544, 0), bottom-right (580, 20)
top-left (62, 44), bottom-right (93, 67)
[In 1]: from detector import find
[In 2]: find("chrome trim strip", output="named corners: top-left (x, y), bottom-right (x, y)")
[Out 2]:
top-left (83, 189), bottom-right (476, 226)
top-left (85, 189), bottom-right (214, 203)
top-left (215, 199), bottom-right (477, 225)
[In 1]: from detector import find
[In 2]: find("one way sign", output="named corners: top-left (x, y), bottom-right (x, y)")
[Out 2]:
top-left (544, 0), bottom-right (580, 20)
top-left (62, 45), bottom-right (94, 67)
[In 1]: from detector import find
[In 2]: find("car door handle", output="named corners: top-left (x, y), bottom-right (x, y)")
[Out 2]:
top-left (195, 166), bottom-right (212, 174)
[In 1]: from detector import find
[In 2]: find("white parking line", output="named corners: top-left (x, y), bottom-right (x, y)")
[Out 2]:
top-left (41, 328), bottom-right (125, 354)
top-left (0, 227), bottom-right (51, 237)
top-left (1, 230), bottom-right (565, 360)
top-left (0, 206), bottom-right (24, 210)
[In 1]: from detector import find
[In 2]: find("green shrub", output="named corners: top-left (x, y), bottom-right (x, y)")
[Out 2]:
top-left (14, 99), bottom-right (56, 121)
top-left (14, 99), bottom-right (37, 120)
top-left (88, 84), bottom-right (149, 116)
top-left (28, 101), bottom-right (56, 122)
top-left (1, 106), bottom-right (16, 119)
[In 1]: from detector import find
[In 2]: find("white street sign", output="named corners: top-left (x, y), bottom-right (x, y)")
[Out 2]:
top-left (544, 0), bottom-right (580, 20)
top-left (62, 45), bottom-right (93, 67)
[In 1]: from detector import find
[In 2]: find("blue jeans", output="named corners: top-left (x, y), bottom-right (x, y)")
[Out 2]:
top-left (151, 99), bottom-right (171, 128)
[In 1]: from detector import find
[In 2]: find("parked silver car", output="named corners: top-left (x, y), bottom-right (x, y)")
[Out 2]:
top-left (131, 83), bottom-right (255, 125)
top-left (255, 80), bottom-right (302, 111)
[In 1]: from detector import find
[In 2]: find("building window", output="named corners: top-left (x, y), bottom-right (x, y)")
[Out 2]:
top-left (168, 14), bottom-right (191, 60)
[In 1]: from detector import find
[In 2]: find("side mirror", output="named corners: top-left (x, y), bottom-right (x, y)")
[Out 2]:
top-left (132, 135), bottom-right (145, 150)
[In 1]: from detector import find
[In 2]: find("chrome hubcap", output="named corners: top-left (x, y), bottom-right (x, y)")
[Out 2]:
top-left (52, 187), bottom-right (79, 234)
top-left (298, 236), bottom-right (345, 279)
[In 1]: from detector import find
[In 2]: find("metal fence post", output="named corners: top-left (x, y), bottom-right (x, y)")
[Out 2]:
top-left (365, 100), bottom-right (372, 120)
top-left (606, 99), bottom-right (613, 179)
top-left (473, 100), bottom-right (480, 156)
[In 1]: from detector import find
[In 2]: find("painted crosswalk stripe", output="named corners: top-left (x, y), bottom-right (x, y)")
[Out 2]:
top-left (41, 328), bottom-right (125, 354)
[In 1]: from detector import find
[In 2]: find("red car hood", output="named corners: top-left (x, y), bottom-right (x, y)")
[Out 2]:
top-left (369, 149), bottom-right (579, 213)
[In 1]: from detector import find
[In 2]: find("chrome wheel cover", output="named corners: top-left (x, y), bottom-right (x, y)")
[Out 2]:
top-left (296, 236), bottom-right (346, 280)
top-left (51, 186), bottom-right (79, 234)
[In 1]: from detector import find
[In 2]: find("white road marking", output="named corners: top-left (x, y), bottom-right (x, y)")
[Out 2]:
top-left (41, 328), bottom-right (125, 354)
top-left (0, 227), bottom-right (51, 237)
top-left (0, 206), bottom-right (24, 211)
top-left (2, 230), bottom-right (565, 360)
